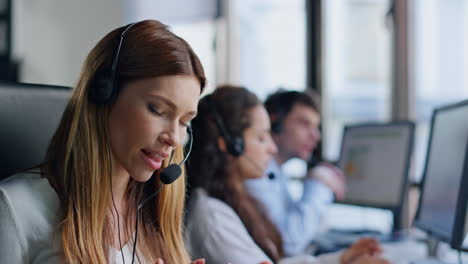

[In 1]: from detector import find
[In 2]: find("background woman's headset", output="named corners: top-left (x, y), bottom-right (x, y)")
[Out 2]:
top-left (207, 95), bottom-right (244, 157)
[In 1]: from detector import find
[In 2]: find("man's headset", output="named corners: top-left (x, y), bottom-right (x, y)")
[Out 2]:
top-left (86, 22), bottom-right (192, 264)
top-left (207, 95), bottom-right (275, 179)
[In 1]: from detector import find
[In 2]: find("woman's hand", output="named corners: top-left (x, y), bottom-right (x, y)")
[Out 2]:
top-left (340, 238), bottom-right (383, 264)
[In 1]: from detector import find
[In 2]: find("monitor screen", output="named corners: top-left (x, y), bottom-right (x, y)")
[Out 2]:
top-left (415, 100), bottom-right (468, 243)
top-left (338, 122), bottom-right (414, 209)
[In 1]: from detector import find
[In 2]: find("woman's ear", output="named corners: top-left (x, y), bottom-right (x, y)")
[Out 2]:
top-left (217, 137), bottom-right (227, 152)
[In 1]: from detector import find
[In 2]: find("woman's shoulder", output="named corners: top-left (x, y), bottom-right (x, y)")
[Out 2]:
top-left (0, 172), bottom-right (63, 262)
top-left (185, 189), bottom-right (273, 264)
top-left (188, 188), bottom-right (239, 221)
top-left (0, 172), bottom-right (57, 202)
top-left (0, 172), bottom-right (61, 228)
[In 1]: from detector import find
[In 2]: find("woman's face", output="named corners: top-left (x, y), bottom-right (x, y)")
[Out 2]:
top-left (108, 75), bottom-right (200, 182)
top-left (238, 105), bottom-right (278, 179)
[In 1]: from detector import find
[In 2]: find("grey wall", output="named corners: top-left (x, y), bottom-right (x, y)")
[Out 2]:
top-left (12, 0), bottom-right (126, 87)
top-left (11, 0), bottom-right (219, 87)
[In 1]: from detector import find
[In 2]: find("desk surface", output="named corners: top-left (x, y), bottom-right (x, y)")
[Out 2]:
top-left (382, 239), bottom-right (468, 264)
top-left (382, 240), bottom-right (426, 263)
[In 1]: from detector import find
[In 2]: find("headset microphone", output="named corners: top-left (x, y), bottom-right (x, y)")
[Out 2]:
top-left (268, 172), bottom-right (275, 180)
top-left (158, 126), bottom-right (193, 185)
top-left (131, 126), bottom-right (193, 264)
top-left (159, 164), bottom-right (181, 184)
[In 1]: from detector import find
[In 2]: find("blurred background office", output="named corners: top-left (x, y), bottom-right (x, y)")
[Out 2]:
top-left (2, 0), bottom-right (468, 236)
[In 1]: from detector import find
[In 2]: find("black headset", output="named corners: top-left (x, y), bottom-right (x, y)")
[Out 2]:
top-left (207, 95), bottom-right (244, 157)
top-left (88, 22), bottom-right (137, 104)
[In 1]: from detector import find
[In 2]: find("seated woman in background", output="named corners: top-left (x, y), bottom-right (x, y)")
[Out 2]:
top-left (0, 20), bottom-right (206, 264)
top-left (185, 85), bottom-right (389, 264)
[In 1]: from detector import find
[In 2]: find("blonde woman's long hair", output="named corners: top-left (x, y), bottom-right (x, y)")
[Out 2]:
top-left (42, 20), bottom-right (205, 264)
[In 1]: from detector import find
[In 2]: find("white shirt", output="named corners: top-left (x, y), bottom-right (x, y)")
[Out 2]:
top-left (185, 188), bottom-right (340, 264)
top-left (0, 172), bottom-right (144, 264)
top-left (245, 160), bottom-right (334, 256)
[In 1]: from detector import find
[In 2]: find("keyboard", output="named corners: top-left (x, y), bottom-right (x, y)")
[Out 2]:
top-left (310, 229), bottom-right (406, 255)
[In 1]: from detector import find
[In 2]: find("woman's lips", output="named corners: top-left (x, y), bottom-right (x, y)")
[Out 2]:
top-left (141, 149), bottom-right (164, 170)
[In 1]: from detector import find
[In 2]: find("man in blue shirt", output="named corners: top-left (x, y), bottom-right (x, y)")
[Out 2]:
top-left (245, 89), bottom-right (346, 256)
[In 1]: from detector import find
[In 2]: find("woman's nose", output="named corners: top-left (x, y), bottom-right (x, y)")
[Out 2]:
top-left (269, 140), bottom-right (278, 155)
top-left (158, 122), bottom-right (182, 147)
top-left (311, 127), bottom-right (321, 141)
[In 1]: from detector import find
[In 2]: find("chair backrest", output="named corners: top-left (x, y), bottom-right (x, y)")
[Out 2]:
top-left (0, 82), bottom-right (71, 180)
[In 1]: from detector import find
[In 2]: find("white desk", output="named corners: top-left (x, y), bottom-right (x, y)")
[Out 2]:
top-left (382, 240), bottom-right (426, 263)
top-left (382, 239), bottom-right (468, 264)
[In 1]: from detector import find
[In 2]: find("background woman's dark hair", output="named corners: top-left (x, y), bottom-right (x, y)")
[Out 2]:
top-left (187, 85), bottom-right (284, 262)
top-left (265, 89), bottom-right (320, 134)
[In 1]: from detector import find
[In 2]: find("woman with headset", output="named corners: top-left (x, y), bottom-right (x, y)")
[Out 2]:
top-left (0, 20), bottom-right (205, 264)
top-left (185, 85), bottom-right (389, 264)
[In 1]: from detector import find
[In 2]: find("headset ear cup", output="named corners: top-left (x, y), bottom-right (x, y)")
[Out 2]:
top-left (89, 72), bottom-right (115, 104)
top-left (228, 136), bottom-right (244, 157)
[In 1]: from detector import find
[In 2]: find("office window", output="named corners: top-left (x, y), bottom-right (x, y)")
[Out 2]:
top-left (233, 0), bottom-right (306, 99)
top-left (0, 22), bottom-right (6, 54)
top-left (0, 0), bottom-right (8, 56)
top-left (322, 0), bottom-right (392, 161)
top-left (321, 0), bottom-right (394, 232)
top-left (413, 0), bottom-right (468, 181)
top-left (171, 21), bottom-right (217, 95)
top-left (130, 2), bottom-right (218, 95)
top-left (0, 0), bottom-right (6, 13)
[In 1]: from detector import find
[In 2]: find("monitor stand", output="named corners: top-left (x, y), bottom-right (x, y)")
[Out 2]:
top-left (410, 238), bottom-right (454, 264)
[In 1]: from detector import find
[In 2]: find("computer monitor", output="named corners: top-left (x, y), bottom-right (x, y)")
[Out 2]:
top-left (451, 151), bottom-right (468, 252)
top-left (414, 99), bottom-right (468, 252)
top-left (337, 121), bottom-right (415, 230)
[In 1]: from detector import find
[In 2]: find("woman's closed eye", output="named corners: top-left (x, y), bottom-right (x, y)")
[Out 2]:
top-left (180, 115), bottom-right (197, 128)
top-left (180, 120), bottom-right (190, 128)
top-left (149, 103), bottom-right (193, 128)
top-left (148, 104), bottom-right (164, 116)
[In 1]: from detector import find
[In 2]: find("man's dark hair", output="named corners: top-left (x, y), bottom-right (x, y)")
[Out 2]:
top-left (265, 89), bottom-right (320, 134)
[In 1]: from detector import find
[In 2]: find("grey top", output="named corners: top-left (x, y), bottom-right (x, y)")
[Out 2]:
top-left (185, 188), bottom-right (340, 264)
top-left (0, 172), bottom-right (142, 264)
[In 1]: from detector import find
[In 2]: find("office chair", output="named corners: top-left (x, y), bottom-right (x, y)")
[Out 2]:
top-left (0, 82), bottom-right (71, 180)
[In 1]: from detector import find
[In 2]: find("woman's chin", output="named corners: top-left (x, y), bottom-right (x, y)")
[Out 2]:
top-left (245, 170), bottom-right (264, 179)
top-left (131, 171), bottom-right (156, 182)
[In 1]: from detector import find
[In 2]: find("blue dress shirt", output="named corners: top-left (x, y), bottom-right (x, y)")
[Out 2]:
top-left (245, 159), bottom-right (333, 256)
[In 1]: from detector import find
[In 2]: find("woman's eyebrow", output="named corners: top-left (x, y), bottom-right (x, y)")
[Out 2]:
top-left (148, 94), bottom-right (197, 116)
